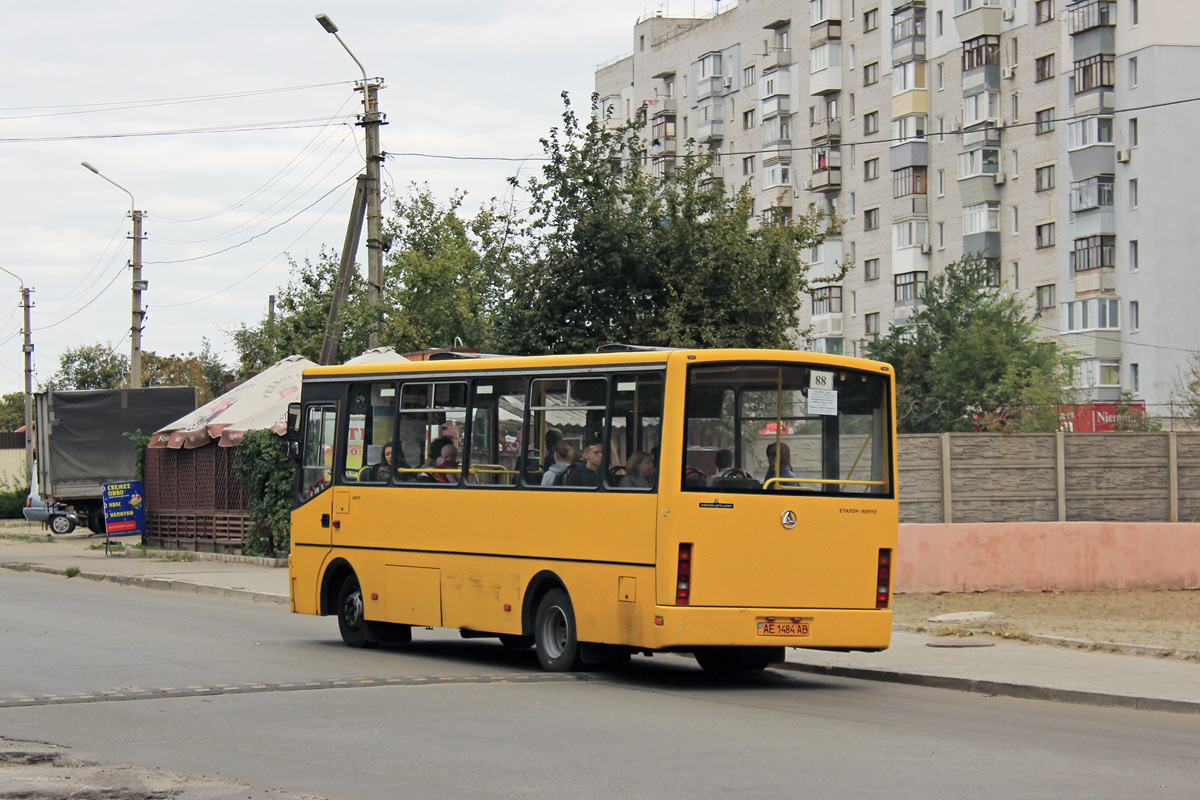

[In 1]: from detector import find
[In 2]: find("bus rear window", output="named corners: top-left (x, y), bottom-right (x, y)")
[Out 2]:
top-left (682, 363), bottom-right (892, 496)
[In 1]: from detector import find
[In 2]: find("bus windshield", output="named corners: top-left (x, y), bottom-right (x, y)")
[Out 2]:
top-left (682, 362), bottom-right (892, 496)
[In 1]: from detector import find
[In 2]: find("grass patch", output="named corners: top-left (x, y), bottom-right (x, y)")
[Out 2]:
top-left (64, 566), bottom-right (80, 578)
top-left (0, 532), bottom-right (54, 544)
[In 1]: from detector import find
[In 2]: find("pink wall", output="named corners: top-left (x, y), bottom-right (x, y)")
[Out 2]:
top-left (896, 523), bottom-right (1200, 593)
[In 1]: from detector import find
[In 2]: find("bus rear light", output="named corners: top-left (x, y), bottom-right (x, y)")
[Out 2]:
top-left (876, 549), bottom-right (892, 609)
top-left (654, 616), bottom-right (664, 626)
top-left (675, 543), bottom-right (693, 605)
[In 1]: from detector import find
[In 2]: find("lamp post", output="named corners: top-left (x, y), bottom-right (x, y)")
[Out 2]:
top-left (0, 266), bottom-right (33, 488)
top-left (315, 13), bottom-right (386, 347)
top-left (81, 162), bottom-right (145, 388)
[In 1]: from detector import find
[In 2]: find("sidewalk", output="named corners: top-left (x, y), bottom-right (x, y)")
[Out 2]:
top-left (2, 530), bottom-right (1196, 714)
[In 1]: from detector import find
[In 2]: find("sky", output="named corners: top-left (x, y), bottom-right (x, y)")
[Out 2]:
top-left (0, 0), bottom-right (717, 395)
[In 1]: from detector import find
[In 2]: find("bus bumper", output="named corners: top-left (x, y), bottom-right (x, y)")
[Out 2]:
top-left (643, 606), bottom-right (893, 652)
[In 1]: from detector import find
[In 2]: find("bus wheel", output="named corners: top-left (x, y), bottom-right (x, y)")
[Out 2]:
top-left (694, 646), bottom-right (784, 673)
top-left (337, 575), bottom-right (377, 649)
top-left (534, 589), bottom-right (583, 671)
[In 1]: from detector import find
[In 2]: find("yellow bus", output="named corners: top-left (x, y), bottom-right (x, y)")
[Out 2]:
top-left (287, 347), bottom-right (897, 672)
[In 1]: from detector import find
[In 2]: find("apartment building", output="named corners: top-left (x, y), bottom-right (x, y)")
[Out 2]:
top-left (595, 0), bottom-right (1200, 420)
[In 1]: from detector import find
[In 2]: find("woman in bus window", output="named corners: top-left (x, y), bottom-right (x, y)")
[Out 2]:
top-left (619, 451), bottom-right (655, 489)
top-left (764, 442), bottom-right (797, 488)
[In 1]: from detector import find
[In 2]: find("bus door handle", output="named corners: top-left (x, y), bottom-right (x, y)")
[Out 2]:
top-left (321, 513), bottom-right (330, 528)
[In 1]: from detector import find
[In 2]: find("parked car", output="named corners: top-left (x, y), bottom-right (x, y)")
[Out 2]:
top-left (23, 490), bottom-right (77, 534)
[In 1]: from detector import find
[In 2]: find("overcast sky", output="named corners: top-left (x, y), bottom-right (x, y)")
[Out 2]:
top-left (0, 0), bottom-right (716, 395)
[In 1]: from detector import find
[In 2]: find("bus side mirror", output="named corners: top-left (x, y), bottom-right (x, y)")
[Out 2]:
top-left (286, 403), bottom-right (301, 463)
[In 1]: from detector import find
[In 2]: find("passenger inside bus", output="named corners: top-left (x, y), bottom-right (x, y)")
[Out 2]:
top-left (541, 427), bottom-right (562, 472)
top-left (619, 450), bottom-right (655, 489)
top-left (564, 440), bottom-right (604, 487)
top-left (433, 442), bottom-right (460, 484)
top-left (764, 441), bottom-right (798, 488)
top-left (541, 441), bottom-right (576, 486)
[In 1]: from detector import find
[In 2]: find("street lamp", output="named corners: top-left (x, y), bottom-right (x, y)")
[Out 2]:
top-left (0, 266), bottom-right (33, 488)
top-left (81, 161), bottom-right (145, 388)
top-left (315, 13), bottom-right (386, 347)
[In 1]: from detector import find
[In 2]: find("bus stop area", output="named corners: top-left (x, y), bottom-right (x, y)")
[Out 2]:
top-left (2, 526), bottom-right (1196, 715)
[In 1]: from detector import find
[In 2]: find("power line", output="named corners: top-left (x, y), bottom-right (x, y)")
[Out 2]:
top-left (0, 116), bottom-right (357, 144)
top-left (32, 263), bottom-right (127, 332)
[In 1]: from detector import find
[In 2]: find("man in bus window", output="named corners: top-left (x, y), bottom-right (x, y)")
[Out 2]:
top-left (565, 440), bottom-right (604, 488)
top-left (542, 441), bottom-right (575, 486)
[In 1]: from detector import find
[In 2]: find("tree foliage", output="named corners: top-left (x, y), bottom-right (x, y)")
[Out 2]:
top-left (492, 93), bottom-right (835, 355)
top-left (866, 256), bottom-right (1073, 433)
top-left (1171, 352), bottom-right (1200, 426)
top-left (233, 429), bottom-right (293, 557)
top-left (45, 343), bottom-right (129, 390)
top-left (141, 339), bottom-right (227, 403)
top-left (0, 392), bottom-right (25, 432)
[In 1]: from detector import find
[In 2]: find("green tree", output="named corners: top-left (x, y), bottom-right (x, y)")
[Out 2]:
top-left (45, 343), bottom-right (129, 389)
top-left (866, 255), bottom-right (1073, 433)
top-left (1113, 390), bottom-right (1162, 432)
top-left (0, 392), bottom-right (25, 432)
top-left (493, 92), bottom-right (835, 355)
top-left (375, 185), bottom-right (515, 352)
top-left (141, 339), bottom-right (228, 403)
top-left (233, 429), bottom-right (293, 556)
top-left (1171, 352), bottom-right (1200, 426)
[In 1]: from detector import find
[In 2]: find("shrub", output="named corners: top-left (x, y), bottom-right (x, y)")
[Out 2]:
top-left (233, 430), bottom-right (293, 557)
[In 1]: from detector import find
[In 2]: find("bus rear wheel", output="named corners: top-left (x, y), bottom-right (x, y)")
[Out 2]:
top-left (694, 646), bottom-right (784, 673)
top-left (336, 575), bottom-right (378, 649)
top-left (534, 589), bottom-right (583, 672)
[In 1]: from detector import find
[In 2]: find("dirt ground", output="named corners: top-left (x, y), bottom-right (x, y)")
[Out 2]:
top-left (893, 589), bottom-right (1200, 656)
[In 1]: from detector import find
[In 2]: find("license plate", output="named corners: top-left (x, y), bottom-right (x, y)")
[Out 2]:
top-left (757, 620), bottom-right (810, 636)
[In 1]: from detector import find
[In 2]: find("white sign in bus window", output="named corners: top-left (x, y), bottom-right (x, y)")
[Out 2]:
top-left (808, 388), bottom-right (838, 416)
top-left (810, 370), bottom-right (834, 391)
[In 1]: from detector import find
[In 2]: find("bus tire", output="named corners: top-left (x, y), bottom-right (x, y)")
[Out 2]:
top-left (694, 646), bottom-right (784, 672)
top-left (336, 575), bottom-right (378, 649)
top-left (534, 589), bottom-right (583, 672)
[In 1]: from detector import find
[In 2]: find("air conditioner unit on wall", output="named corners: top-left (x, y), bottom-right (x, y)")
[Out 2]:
top-left (994, 172), bottom-right (1007, 185)
top-left (1002, 9), bottom-right (1015, 21)
top-left (1001, 66), bottom-right (1014, 79)
top-left (920, 243), bottom-right (932, 255)
top-left (1117, 149), bottom-right (1131, 163)
top-left (802, 180), bottom-right (813, 191)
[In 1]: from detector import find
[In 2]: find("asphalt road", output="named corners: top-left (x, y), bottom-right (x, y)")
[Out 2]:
top-left (2, 569), bottom-right (1198, 799)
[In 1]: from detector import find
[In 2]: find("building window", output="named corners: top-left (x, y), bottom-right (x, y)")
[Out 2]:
top-left (893, 166), bottom-right (928, 198)
top-left (864, 158), bottom-right (880, 180)
top-left (937, 169), bottom-right (945, 196)
top-left (1129, 179), bottom-right (1139, 209)
top-left (1036, 164), bottom-right (1056, 191)
top-left (1068, 115), bottom-right (1114, 149)
top-left (938, 221), bottom-right (946, 248)
top-left (1129, 56), bottom-right (1138, 88)
top-left (1071, 235), bottom-right (1116, 273)
top-left (1068, 0), bottom-right (1116, 34)
top-left (1129, 301), bottom-right (1139, 332)
top-left (894, 271), bottom-right (928, 302)
top-left (743, 155), bottom-right (755, 176)
top-left (1063, 298), bottom-right (1121, 333)
top-left (1012, 206), bottom-right (1019, 234)
top-left (1036, 222), bottom-right (1056, 249)
top-left (864, 8), bottom-right (879, 32)
top-left (1036, 284), bottom-right (1056, 311)
top-left (810, 42), bottom-right (842, 73)
top-left (1132, 0), bottom-right (1139, 25)
top-left (937, 62), bottom-right (945, 90)
top-left (743, 109), bottom-right (755, 129)
top-left (894, 220), bottom-right (928, 248)
top-left (937, 10), bottom-right (944, 35)
top-left (1036, 54), bottom-right (1055, 82)
top-left (963, 202), bottom-right (1000, 235)
top-left (811, 286), bottom-right (843, 316)
top-left (958, 148), bottom-right (1000, 178)
top-left (864, 207), bottom-right (880, 231)
top-left (764, 160), bottom-right (791, 188)
top-left (1012, 261), bottom-right (1020, 289)
top-left (893, 5), bottom-right (925, 41)
top-left (743, 65), bottom-right (756, 86)
top-left (1130, 240), bottom-right (1139, 271)
top-left (864, 312), bottom-right (880, 337)
top-left (892, 115), bottom-right (927, 143)
top-left (651, 114), bottom-right (676, 143)
top-left (1035, 0), bottom-right (1054, 24)
top-left (1070, 175), bottom-right (1114, 212)
top-left (1129, 117), bottom-right (1139, 147)
top-left (963, 35), bottom-right (1000, 72)
top-left (963, 91), bottom-right (1000, 127)
top-left (1074, 54), bottom-right (1115, 93)
top-left (893, 61), bottom-right (927, 94)
top-left (1035, 107), bottom-right (1056, 134)
top-left (864, 111), bottom-right (879, 135)
top-left (865, 258), bottom-right (880, 281)
top-left (763, 114), bottom-right (791, 144)
top-left (864, 61), bottom-right (879, 86)
top-left (1131, 363), bottom-right (1140, 393)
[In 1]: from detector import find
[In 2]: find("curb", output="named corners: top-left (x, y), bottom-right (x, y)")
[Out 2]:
top-left (2, 563), bottom-right (288, 606)
top-left (777, 661), bottom-right (1200, 715)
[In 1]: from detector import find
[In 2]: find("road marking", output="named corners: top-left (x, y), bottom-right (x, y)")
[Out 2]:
top-left (0, 673), bottom-right (579, 709)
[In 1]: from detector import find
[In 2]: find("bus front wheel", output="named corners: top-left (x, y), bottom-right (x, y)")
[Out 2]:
top-left (534, 589), bottom-right (583, 672)
top-left (336, 575), bottom-right (378, 649)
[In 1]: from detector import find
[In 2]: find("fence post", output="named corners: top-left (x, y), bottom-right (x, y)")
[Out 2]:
top-left (1169, 432), bottom-right (1179, 523)
top-left (941, 433), bottom-right (953, 524)
top-left (1056, 431), bottom-right (1067, 522)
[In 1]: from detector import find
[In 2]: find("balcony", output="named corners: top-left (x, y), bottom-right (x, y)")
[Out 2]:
top-left (766, 48), bottom-right (793, 70)
top-left (810, 65), bottom-right (842, 96)
top-left (954, 1), bottom-right (1002, 40)
top-left (812, 117), bottom-right (842, 142)
top-left (700, 162), bottom-right (724, 188)
top-left (649, 96), bottom-right (676, 116)
top-left (810, 314), bottom-right (845, 337)
top-left (697, 75), bottom-right (724, 98)
top-left (811, 20), bottom-right (842, 46)
top-left (894, 195), bottom-right (929, 219)
top-left (649, 136), bottom-right (677, 157)
top-left (1073, 267), bottom-right (1116, 295)
top-left (761, 94), bottom-right (790, 118)
top-left (696, 118), bottom-right (724, 142)
top-left (809, 168), bottom-right (842, 192)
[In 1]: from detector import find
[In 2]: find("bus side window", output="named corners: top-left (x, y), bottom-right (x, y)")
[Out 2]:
top-left (466, 378), bottom-right (527, 487)
top-left (528, 377), bottom-right (607, 489)
top-left (398, 382), bottom-right (467, 485)
top-left (342, 382), bottom-right (398, 483)
top-left (607, 373), bottom-right (665, 491)
top-left (301, 404), bottom-right (337, 499)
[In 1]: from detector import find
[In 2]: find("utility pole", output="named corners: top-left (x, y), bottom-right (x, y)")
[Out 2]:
top-left (20, 287), bottom-right (33, 487)
top-left (130, 208), bottom-right (145, 388)
top-left (267, 294), bottom-right (277, 362)
top-left (320, 175), bottom-right (368, 365)
top-left (316, 13), bottom-right (387, 347)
